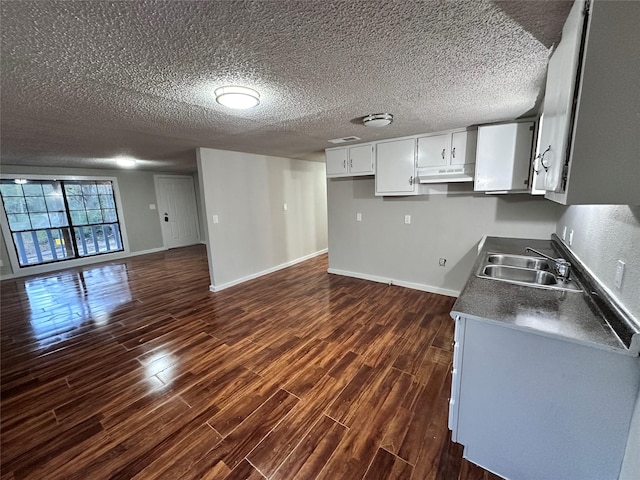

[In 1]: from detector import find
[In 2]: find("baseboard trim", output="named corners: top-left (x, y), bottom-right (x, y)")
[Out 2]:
top-left (327, 268), bottom-right (460, 298)
top-left (210, 249), bottom-right (328, 293)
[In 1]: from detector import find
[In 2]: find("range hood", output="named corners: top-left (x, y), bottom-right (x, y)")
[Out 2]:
top-left (416, 164), bottom-right (475, 183)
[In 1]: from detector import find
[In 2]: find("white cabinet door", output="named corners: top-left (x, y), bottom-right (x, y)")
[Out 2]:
top-left (417, 134), bottom-right (449, 168)
top-left (349, 144), bottom-right (374, 174)
top-left (375, 139), bottom-right (416, 195)
top-left (474, 122), bottom-right (534, 192)
top-left (537, 0), bottom-right (586, 192)
top-left (325, 148), bottom-right (348, 177)
top-left (451, 130), bottom-right (477, 166)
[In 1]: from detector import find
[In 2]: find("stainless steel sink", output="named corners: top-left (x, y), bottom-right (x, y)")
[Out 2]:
top-left (487, 254), bottom-right (551, 271)
top-left (482, 265), bottom-right (557, 285)
top-left (476, 253), bottom-right (582, 292)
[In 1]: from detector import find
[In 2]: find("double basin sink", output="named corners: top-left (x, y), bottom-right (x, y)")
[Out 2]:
top-left (476, 253), bottom-right (582, 292)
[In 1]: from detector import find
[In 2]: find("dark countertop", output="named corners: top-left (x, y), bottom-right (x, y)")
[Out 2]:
top-left (451, 236), bottom-right (639, 356)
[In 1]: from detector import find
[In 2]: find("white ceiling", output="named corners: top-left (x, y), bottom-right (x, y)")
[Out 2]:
top-left (0, 0), bottom-right (572, 173)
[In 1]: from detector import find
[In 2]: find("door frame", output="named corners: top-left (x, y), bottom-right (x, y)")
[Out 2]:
top-left (153, 174), bottom-right (200, 249)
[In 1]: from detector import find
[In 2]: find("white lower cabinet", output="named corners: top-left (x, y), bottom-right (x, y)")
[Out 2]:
top-left (449, 316), bottom-right (640, 480)
top-left (375, 138), bottom-right (417, 196)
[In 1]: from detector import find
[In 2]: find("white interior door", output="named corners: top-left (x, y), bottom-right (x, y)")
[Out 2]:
top-left (155, 175), bottom-right (200, 249)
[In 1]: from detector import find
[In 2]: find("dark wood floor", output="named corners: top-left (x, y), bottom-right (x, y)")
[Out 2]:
top-left (1, 245), bottom-right (501, 480)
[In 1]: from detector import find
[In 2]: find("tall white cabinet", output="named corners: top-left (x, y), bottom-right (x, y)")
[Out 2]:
top-left (535, 0), bottom-right (640, 204)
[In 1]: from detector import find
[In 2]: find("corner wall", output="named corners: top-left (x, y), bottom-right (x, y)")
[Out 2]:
top-left (327, 177), bottom-right (562, 295)
top-left (197, 148), bottom-right (328, 290)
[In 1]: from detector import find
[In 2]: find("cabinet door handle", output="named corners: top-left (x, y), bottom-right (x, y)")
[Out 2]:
top-left (452, 147), bottom-right (456, 159)
top-left (409, 176), bottom-right (414, 185)
top-left (441, 148), bottom-right (446, 159)
top-left (343, 159), bottom-right (346, 169)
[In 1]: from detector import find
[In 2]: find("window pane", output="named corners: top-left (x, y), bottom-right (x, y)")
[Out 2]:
top-left (29, 213), bottom-right (50, 229)
top-left (82, 184), bottom-right (98, 195)
top-left (22, 184), bottom-right (43, 196)
top-left (70, 210), bottom-right (88, 225)
top-left (96, 183), bottom-right (113, 195)
top-left (0, 184), bottom-right (23, 196)
top-left (87, 210), bottom-right (103, 223)
top-left (49, 212), bottom-right (69, 227)
top-left (84, 195), bottom-right (100, 210)
top-left (103, 209), bottom-right (117, 222)
top-left (8, 214), bottom-right (31, 231)
top-left (99, 195), bottom-right (115, 209)
top-left (45, 195), bottom-right (65, 212)
top-left (67, 196), bottom-right (85, 210)
top-left (42, 183), bottom-right (63, 196)
top-left (64, 184), bottom-right (82, 196)
top-left (3, 196), bottom-right (28, 214)
top-left (26, 196), bottom-right (47, 213)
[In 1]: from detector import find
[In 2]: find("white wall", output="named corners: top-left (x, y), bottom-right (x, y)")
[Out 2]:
top-left (327, 177), bottom-right (562, 295)
top-left (197, 148), bottom-right (328, 290)
top-left (557, 205), bottom-right (640, 320)
top-left (556, 205), bottom-right (640, 480)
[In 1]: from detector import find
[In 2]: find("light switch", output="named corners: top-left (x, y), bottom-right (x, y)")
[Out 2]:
top-left (212, 215), bottom-right (219, 224)
top-left (569, 229), bottom-right (574, 246)
top-left (149, 204), bottom-right (156, 210)
top-left (283, 203), bottom-right (288, 211)
top-left (404, 215), bottom-right (411, 224)
top-left (356, 213), bottom-right (362, 222)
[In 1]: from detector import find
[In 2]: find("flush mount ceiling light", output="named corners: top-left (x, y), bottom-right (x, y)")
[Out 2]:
top-left (115, 157), bottom-right (137, 168)
top-left (362, 113), bottom-right (394, 127)
top-left (215, 85), bottom-right (260, 109)
top-left (14, 178), bottom-right (28, 184)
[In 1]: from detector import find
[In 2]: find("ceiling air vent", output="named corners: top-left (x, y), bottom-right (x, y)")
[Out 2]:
top-left (328, 136), bottom-right (361, 144)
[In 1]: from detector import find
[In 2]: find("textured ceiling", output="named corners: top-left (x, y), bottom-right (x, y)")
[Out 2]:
top-left (0, 0), bottom-right (572, 172)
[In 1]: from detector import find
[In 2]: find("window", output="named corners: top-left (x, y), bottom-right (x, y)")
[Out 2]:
top-left (0, 179), bottom-right (124, 267)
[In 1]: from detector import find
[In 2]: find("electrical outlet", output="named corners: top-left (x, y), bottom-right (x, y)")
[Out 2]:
top-left (615, 260), bottom-right (625, 290)
top-left (356, 213), bottom-right (362, 222)
top-left (149, 204), bottom-right (156, 210)
top-left (439, 258), bottom-right (447, 267)
top-left (569, 229), bottom-right (574, 246)
top-left (212, 215), bottom-right (219, 224)
top-left (283, 203), bottom-right (288, 211)
top-left (562, 226), bottom-right (567, 241)
top-left (404, 215), bottom-right (411, 224)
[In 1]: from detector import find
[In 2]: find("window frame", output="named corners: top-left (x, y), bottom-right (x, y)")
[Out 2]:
top-left (0, 174), bottom-right (131, 276)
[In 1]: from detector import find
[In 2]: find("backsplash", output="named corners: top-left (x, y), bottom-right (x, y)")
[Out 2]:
top-left (556, 205), bottom-right (640, 322)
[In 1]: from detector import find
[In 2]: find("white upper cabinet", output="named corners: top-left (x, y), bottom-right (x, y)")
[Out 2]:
top-left (349, 144), bottom-right (375, 174)
top-left (475, 122), bottom-right (535, 192)
top-left (325, 144), bottom-right (374, 178)
top-left (418, 133), bottom-right (450, 168)
top-left (417, 129), bottom-right (477, 183)
top-left (536, 0), bottom-right (640, 205)
top-left (375, 138), bottom-right (417, 196)
top-left (326, 148), bottom-right (348, 176)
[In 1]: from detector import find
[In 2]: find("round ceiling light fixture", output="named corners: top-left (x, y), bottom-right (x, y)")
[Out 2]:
top-left (215, 85), bottom-right (260, 109)
top-left (362, 113), bottom-right (394, 127)
top-left (115, 156), bottom-right (137, 168)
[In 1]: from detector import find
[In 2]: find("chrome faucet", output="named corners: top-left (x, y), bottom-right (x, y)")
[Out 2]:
top-left (524, 247), bottom-right (572, 282)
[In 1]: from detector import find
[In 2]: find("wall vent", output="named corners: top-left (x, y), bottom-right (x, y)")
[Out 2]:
top-left (328, 136), bottom-right (361, 144)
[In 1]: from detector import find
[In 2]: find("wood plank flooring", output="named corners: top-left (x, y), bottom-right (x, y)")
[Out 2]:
top-left (1, 245), bottom-right (501, 479)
